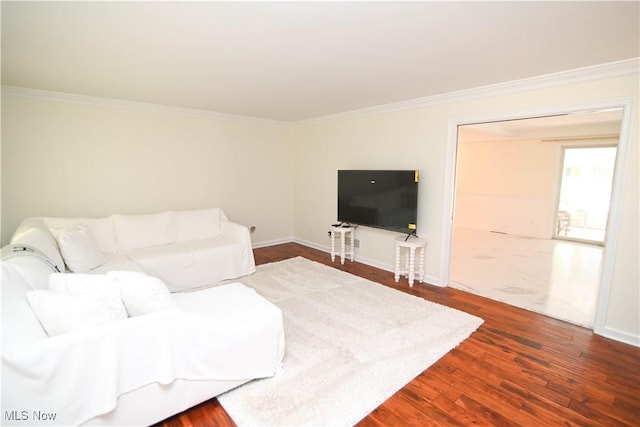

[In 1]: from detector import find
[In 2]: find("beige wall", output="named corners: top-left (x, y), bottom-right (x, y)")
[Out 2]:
top-left (455, 138), bottom-right (560, 238)
top-left (292, 73), bottom-right (639, 343)
top-left (292, 108), bottom-right (447, 283)
top-left (1, 95), bottom-right (294, 246)
top-left (2, 71), bottom-right (638, 344)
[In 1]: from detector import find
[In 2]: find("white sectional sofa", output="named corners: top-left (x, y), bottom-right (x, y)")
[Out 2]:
top-left (1, 208), bottom-right (285, 426)
top-left (9, 207), bottom-right (256, 291)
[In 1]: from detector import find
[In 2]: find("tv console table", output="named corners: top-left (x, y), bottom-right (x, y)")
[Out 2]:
top-left (330, 225), bottom-right (355, 265)
top-left (394, 235), bottom-right (426, 287)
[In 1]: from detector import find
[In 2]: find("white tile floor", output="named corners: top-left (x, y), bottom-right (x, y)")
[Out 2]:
top-left (450, 228), bottom-right (603, 328)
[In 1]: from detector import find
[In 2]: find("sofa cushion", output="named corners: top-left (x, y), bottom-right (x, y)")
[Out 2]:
top-left (90, 252), bottom-right (146, 275)
top-left (83, 217), bottom-right (119, 253)
top-left (52, 224), bottom-right (106, 273)
top-left (174, 208), bottom-right (222, 242)
top-left (107, 271), bottom-right (175, 316)
top-left (42, 217), bottom-right (119, 254)
top-left (49, 273), bottom-right (128, 321)
top-left (27, 290), bottom-right (120, 337)
top-left (113, 212), bottom-right (175, 251)
top-left (126, 236), bottom-right (252, 291)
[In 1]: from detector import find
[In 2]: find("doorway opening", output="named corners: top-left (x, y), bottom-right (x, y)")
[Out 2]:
top-left (449, 108), bottom-right (623, 327)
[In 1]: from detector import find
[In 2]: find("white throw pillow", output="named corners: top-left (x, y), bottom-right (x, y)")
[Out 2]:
top-left (52, 224), bottom-right (106, 273)
top-left (83, 217), bottom-right (119, 253)
top-left (108, 271), bottom-right (175, 316)
top-left (113, 212), bottom-right (175, 251)
top-left (174, 208), bottom-right (222, 242)
top-left (49, 273), bottom-right (128, 320)
top-left (27, 290), bottom-right (119, 337)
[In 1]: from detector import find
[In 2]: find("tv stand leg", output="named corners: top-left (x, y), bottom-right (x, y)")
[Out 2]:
top-left (331, 230), bottom-right (336, 262)
top-left (394, 244), bottom-right (401, 282)
top-left (418, 246), bottom-right (425, 283)
top-left (408, 247), bottom-right (416, 287)
top-left (349, 229), bottom-right (355, 262)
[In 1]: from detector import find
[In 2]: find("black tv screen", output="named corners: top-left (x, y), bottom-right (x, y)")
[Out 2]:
top-left (338, 170), bottom-right (419, 233)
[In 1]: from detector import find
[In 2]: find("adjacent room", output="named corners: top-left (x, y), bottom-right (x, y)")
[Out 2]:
top-left (2, 2), bottom-right (638, 426)
top-left (451, 110), bottom-right (623, 328)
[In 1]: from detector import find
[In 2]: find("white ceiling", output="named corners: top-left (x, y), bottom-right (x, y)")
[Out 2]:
top-left (2, 1), bottom-right (639, 121)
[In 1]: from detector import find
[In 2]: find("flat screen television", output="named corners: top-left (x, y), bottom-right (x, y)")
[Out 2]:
top-left (337, 170), bottom-right (419, 234)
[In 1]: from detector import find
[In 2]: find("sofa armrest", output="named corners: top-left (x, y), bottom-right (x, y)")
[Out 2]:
top-left (10, 218), bottom-right (66, 273)
top-left (220, 220), bottom-right (250, 244)
top-left (220, 220), bottom-right (256, 273)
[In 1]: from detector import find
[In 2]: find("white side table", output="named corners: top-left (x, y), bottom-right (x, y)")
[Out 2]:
top-left (330, 225), bottom-right (355, 265)
top-left (394, 235), bottom-right (426, 287)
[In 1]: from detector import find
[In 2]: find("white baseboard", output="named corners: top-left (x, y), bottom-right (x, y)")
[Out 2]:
top-left (293, 238), bottom-right (443, 287)
top-left (253, 237), bottom-right (442, 287)
top-left (595, 326), bottom-right (640, 348)
top-left (252, 237), bottom-right (293, 249)
top-left (290, 237), bottom-right (326, 254)
top-left (293, 237), bottom-right (393, 271)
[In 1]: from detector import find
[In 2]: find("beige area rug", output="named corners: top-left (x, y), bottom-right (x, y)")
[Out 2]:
top-left (218, 257), bottom-right (483, 427)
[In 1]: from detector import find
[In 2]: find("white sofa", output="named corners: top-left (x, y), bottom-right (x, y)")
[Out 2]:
top-left (1, 221), bottom-right (285, 426)
top-left (9, 208), bottom-right (256, 291)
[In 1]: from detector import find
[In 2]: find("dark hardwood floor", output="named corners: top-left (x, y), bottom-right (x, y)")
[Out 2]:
top-left (157, 242), bottom-right (640, 426)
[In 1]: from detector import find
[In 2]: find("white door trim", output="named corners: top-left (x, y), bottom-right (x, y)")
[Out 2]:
top-left (440, 98), bottom-right (636, 341)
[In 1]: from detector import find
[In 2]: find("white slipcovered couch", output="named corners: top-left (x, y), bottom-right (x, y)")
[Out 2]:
top-left (1, 208), bottom-right (285, 426)
top-left (1, 252), bottom-right (285, 426)
top-left (9, 208), bottom-right (256, 291)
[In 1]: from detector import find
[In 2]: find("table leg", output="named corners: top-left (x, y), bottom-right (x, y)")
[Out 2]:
top-left (349, 230), bottom-right (355, 261)
top-left (340, 231), bottom-right (346, 265)
top-left (408, 247), bottom-right (416, 287)
top-left (404, 251), bottom-right (409, 279)
top-left (418, 246), bottom-right (425, 283)
top-left (330, 230), bottom-right (336, 262)
top-left (394, 244), bottom-right (400, 282)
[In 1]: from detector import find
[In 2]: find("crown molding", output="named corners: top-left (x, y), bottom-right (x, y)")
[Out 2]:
top-left (1, 86), bottom-right (289, 127)
top-left (3, 58), bottom-right (638, 126)
top-left (297, 57), bottom-right (640, 125)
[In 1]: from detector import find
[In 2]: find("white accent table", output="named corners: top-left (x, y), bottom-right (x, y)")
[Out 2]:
top-left (394, 235), bottom-right (426, 287)
top-left (330, 225), bottom-right (355, 265)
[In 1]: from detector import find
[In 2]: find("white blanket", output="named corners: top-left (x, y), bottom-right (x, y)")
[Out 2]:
top-left (125, 237), bottom-right (253, 291)
top-left (2, 283), bottom-right (285, 426)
